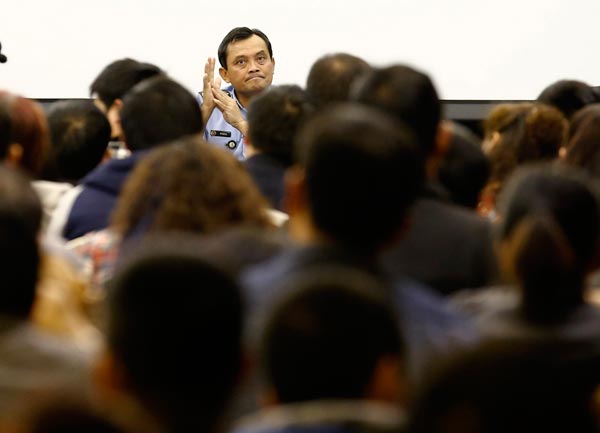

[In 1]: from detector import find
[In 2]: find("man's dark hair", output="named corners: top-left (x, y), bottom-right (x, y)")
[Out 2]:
top-left (438, 122), bottom-right (490, 209)
top-left (107, 235), bottom-right (243, 433)
top-left (218, 27), bottom-right (273, 69)
top-left (44, 100), bottom-right (111, 183)
top-left (0, 166), bottom-right (41, 318)
top-left (353, 65), bottom-right (441, 156)
top-left (247, 85), bottom-right (312, 166)
top-left (410, 340), bottom-right (600, 433)
top-left (295, 103), bottom-right (423, 252)
top-left (120, 77), bottom-right (204, 151)
top-left (261, 267), bottom-right (402, 403)
top-left (306, 53), bottom-right (371, 109)
top-left (90, 58), bottom-right (162, 110)
top-left (537, 80), bottom-right (599, 120)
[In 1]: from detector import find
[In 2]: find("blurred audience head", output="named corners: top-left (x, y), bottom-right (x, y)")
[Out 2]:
top-left (261, 267), bottom-right (405, 405)
top-left (44, 100), bottom-right (111, 183)
top-left (119, 76), bottom-right (203, 152)
top-left (0, 90), bottom-right (49, 176)
top-left (290, 103), bottom-right (423, 253)
top-left (306, 53), bottom-right (371, 109)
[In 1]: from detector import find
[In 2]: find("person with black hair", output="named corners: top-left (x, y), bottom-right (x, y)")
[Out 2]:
top-left (33, 100), bottom-right (111, 231)
top-left (233, 269), bottom-right (407, 433)
top-left (409, 339), bottom-right (600, 433)
top-left (437, 122), bottom-right (490, 210)
top-left (245, 85), bottom-right (313, 210)
top-left (354, 65), bottom-right (497, 295)
top-left (95, 235), bottom-right (244, 433)
top-left (305, 53), bottom-right (371, 109)
top-left (453, 164), bottom-right (600, 340)
top-left (44, 100), bottom-right (111, 184)
top-left (90, 58), bottom-right (162, 143)
top-left (0, 166), bottom-right (90, 419)
top-left (48, 77), bottom-right (204, 241)
top-left (199, 27), bottom-right (275, 159)
top-left (537, 79), bottom-right (599, 120)
top-left (243, 104), bottom-right (474, 382)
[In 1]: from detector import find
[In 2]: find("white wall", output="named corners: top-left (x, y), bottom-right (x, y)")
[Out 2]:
top-left (2, 0), bottom-right (599, 100)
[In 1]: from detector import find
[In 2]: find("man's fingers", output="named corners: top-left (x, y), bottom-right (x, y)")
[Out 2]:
top-left (211, 87), bottom-right (229, 102)
top-left (213, 98), bottom-right (226, 110)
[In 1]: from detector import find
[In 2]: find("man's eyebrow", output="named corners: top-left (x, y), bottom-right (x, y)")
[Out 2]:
top-left (233, 54), bottom-right (248, 61)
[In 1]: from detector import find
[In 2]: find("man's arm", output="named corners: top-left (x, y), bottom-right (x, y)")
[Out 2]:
top-left (211, 84), bottom-right (249, 137)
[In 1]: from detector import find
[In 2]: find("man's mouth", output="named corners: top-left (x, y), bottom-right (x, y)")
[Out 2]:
top-left (246, 75), bottom-right (264, 82)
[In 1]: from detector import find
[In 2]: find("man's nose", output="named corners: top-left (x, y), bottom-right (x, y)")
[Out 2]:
top-left (248, 59), bottom-right (260, 72)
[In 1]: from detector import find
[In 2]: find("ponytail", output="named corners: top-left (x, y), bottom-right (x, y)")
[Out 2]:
top-left (500, 213), bottom-right (583, 323)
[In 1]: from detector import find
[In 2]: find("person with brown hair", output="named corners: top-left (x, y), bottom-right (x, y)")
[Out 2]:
top-left (69, 136), bottom-right (273, 294)
top-left (563, 104), bottom-right (600, 177)
top-left (478, 103), bottom-right (567, 218)
top-left (0, 90), bottom-right (49, 177)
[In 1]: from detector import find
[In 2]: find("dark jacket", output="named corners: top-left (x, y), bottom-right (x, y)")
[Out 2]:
top-left (63, 152), bottom-right (148, 240)
top-left (381, 183), bottom-right (498, 295)
top-left (244, 153), bottom-right (287, 211)
top-left (242, 244), bottom-right (477, 381)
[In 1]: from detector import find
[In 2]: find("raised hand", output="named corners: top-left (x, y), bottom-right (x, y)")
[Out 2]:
top-left (201, 57), bottom-right (221, 120)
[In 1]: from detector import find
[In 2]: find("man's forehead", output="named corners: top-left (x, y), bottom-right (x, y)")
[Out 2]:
top-left (227, 35), bottom-right (269, 60)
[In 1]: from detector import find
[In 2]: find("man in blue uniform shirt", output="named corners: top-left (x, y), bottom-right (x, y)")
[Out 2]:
top-left (198, 27), bottom-right (275, 159)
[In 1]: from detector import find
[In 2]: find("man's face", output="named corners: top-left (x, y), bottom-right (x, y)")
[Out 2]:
top-left (219, 35), bottom-right (275, 99)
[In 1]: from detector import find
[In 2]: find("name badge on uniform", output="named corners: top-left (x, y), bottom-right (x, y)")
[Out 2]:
top-left (210, 130), bottom-right (232, 138)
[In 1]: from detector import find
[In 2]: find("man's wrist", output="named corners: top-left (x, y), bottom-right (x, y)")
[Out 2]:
top-left (237, 120), bottom-right (249, 137)
top-left (201, 104), bottom-right (215, 121)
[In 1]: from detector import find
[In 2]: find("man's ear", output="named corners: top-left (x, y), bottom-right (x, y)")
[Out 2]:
top-left (434, 120), bottom-right (452, 159)
top-left (219, 67), bottom-right (230, 83)
top-left (283, 165), bottom-right (307, 216)
top-left (93, 348), bottom-right (130, 398)
top-left (5, 143), bottom-right (23, 167)
top-left (366, 355), bottom-right (408, 405)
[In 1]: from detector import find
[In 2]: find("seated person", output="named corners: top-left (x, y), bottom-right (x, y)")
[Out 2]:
top-left (233, 268), bottom-right (407, 433)
top-left (409, 339), bottom-right (600, 433)
top-left (452, 164), bottom-right (600, 341)
top-left (243, 104), bottom-right (475, 382)
top-left (305, 53), bottom-right (371, 109)
top-left (68, 137), bottom-right (274, 295)
top-left (245, 85), bottom-right (313, 210)
top-left (479, 103), bottom-right (567, 218)
top-left (199, 27), bottom-right (275, 159)
top-left (438, 122), bottom-right (490, 210)
top-left (95, 235), bottom-right (244, 433)
top-left (48, 77), bottom-right (204, 241)
top-left (35, 100), bottom-right (111, 231)
top-left (354, 65), bottom-right (497, 294)
top-left (537, 79), bottom-right (599, 120)
top-left (0, 166), bottom-right (91, 420)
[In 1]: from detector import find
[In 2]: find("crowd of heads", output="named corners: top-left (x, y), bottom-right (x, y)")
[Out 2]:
top-left (2, 26), bottom-right (600, 433)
